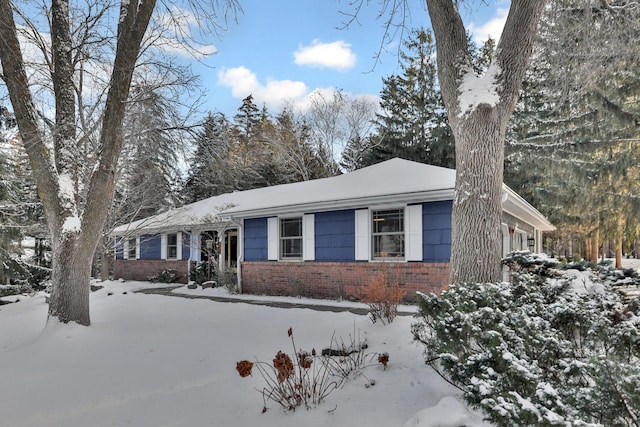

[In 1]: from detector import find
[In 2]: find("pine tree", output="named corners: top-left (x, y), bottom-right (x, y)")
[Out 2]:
top-left (231, 95), bottom-right (269, 189)
top-left (183, 112), bottom-right (236, 202)
top-left (363, 28), bottom-right (454, 168)
top-left (505, 1), bottom-right (640, 261)
top-left (117, 89), bottom-right (183, 222)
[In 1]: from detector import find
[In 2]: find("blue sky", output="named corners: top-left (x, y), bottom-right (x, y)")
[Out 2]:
top-left (191, 1), bottom-right (511, 118)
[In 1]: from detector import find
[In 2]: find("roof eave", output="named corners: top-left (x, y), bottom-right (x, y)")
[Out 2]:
top-left (224, 188), bottom-right (456, 219)
top-left (501, 184), bottom-right (556, 232)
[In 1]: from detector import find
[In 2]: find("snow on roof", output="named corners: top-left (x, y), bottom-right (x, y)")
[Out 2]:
top-left (113, 158), bottom-right (456, 235)
top-left (112, 158), bottom-right (553, 235)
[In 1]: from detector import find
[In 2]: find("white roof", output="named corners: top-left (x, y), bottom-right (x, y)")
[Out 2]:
top-left (112, 158), bottom-right (553, 235)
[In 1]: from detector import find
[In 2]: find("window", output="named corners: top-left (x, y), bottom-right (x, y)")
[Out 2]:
top-left (167, 233), bottom-right (178, 259)
top-left (127, 238), bottom-right (136, 260)
top-left (372, 209), bottom-right (404, 259)
top-left (280, 217), bottom-right (302, 259)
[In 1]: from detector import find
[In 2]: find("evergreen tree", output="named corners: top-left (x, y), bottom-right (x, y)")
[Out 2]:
top-left (231, 94), bottom-right (269, 189)
top-left (0, 107), bottom-right (21, 284)
top-left (505, 1), bottom-right (640, 261)
top-left (117, 89), bottom-right (184, 222)
top-left (183, 112), bottom-right (235, 202)
top-left (0, 107), bottom-right (47, 284)
top-left (363, 28), bottom-right (454, 168)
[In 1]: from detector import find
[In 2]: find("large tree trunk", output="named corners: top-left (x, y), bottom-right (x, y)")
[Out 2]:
top-left (426, 0), bottom-right (547, 283)
top-left (48, 237), bottom-right (93, 325)
top-left (0, 0), bottom-right (156, 326)
top-left (449, 107), bottom-right (505, 283)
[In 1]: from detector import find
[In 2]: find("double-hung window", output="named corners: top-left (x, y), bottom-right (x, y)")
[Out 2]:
top-left (371, 209), bottom-right (405, 259)
top-left (127, 238), bottom-right (137, 260)
top-left (167, 233), bottom-right (178, 259)
top-left (280, 217), bottom-right (303, 259)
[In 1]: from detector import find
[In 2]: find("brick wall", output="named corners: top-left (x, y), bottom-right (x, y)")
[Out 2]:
top-left (240, 261), bottom-right (449, 303)
top-left (113, 259), bottom-right (189, 283)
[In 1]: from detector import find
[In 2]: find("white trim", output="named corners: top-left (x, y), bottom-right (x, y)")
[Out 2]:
top-left (190, 232), bottom-right (201, 263)
top-left (176, 231), bottom-right (183, 260)
top-left (224, 189), bottom-right (454, 220)
top-left (161, 234), bottom-right (168, 259)
top-left (501, 223), bottom-right (510, 257)
top-left (406, 204), bottom-right (423, 261)
top-left (518, 230), bottom-right (527, 251)
top-left (303, 214), bottom-right (315, 261)
top-left (355, 209), bottom-right (369, 261)
top-left (267, 217), bottom-right (278, 261)
top-left (123, 239), bottom-right (130, 260)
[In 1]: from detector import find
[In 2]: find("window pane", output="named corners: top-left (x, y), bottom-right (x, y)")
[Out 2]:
top-left (373, 234), bottom-right (405, 258)
top-left (281, 238), bottom-right (302, 259)
top-left (128, 238), bottom-right (136, 259)
top-left (371, 209), bottom-right (405, 259)
top-left (168, 246), bottom-right (178, 258)
top-left (167, 233), bottom-right (178, 259)
top-left (372, 209), bottom-right (403, 233)
top-left (280, 217), bottom-right (303, 259)
top-left (281, 218), bottom-right (302, 238)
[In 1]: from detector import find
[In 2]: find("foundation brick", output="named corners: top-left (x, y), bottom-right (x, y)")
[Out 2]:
top-left (113, 259), bottom-right (189, 284)
top-left (240, 261), bottom-right (450, 303)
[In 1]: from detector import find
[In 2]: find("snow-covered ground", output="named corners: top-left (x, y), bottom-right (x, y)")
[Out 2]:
top-left (0, 280), bottom-right (489, 427)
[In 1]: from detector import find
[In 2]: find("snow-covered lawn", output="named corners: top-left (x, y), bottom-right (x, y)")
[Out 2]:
top-left (0, 280), bottom-right (489, 427)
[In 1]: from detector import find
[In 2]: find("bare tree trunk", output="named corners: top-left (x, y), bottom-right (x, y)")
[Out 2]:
top-left (49, 237), bottom-right (93, 325)
top-left (425, 0), bottom-right (547, 283)
top-left (449, 106), bottom-right (505, 283)
top-left (0, 0), bottom-right (156, 326)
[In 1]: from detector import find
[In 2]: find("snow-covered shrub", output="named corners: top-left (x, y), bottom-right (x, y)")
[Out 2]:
top-left (148, 269), bottom-right (178, 283)
top-left (189, 261), bottom-right (217, 285)
top-left (412, 255), bottom-right (640, 426)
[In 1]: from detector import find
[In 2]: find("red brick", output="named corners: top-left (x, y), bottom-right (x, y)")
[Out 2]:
top-left (113, 259), bottom-right (189, 284)
top-left (241, 261), bottom-right (449, 303)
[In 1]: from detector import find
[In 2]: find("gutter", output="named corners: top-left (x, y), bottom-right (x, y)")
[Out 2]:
top-left (223, 188), bottom-right (455, 220)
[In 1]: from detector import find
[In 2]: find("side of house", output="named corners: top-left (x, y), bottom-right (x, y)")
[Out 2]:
top-left (111, 159), bottom-right (554, 299)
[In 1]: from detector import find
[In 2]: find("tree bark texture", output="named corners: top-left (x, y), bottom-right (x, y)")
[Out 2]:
top-left (425, 0), bottom-right (547, 283)
top-left (0, 0), bottom-right (156, 325)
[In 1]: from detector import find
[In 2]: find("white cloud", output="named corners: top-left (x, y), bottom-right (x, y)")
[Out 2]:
top-left (217, 66), bottom-right (308, 111)
top-left (468, 8), bottom-right (509, 44)
top-left (294, 40), bottom-right (356, 71)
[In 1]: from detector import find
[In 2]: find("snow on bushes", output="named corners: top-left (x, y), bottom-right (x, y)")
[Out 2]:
top-left (412, 253), bottom-right (640, 426)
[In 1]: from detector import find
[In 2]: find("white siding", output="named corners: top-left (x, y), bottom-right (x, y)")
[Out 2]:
top-left (267, 217), bottom-right (278, 261)
top-left (303, 214), bottom-right (315, 261)
top-left (355, 209), bottom-right (369, 261)
top-left (405, 204), bottom-right (423, 261)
